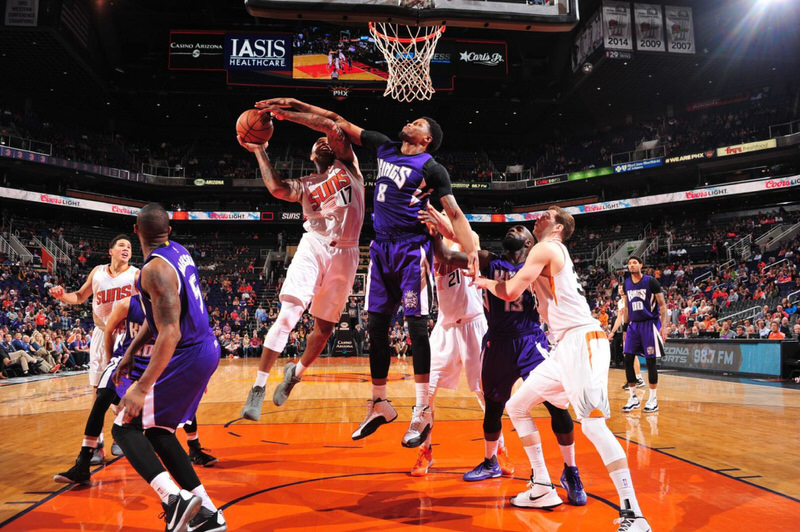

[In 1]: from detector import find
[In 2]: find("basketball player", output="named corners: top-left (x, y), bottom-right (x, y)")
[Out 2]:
top-left (112, 204), bottom-right (225, 532)
top-left (473, 206), bottom-right (650, 531)
top-left (427, 212), bottom-right (585, 506)
top-left (255, 97), bottom-right (479, 448)
top-left (408, 206), bottom-right (494, 477)
top-left (53, 294), bottom-right (217, 485)
top-left (609, 284), bottom-right (645, 389)
top-left (49, 234), bottom-right (138, 464)
top-left (238, 104), bottom-right (364, 419)
top-left (616, 256), bottom-right (667, 413)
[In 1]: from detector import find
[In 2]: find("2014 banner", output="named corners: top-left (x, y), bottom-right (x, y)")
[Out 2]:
top-left (602, 1), bottom-right (633, 51)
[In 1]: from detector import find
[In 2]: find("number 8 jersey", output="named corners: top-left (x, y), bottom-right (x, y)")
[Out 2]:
top-left (136, 240), bottom-right (215, 348)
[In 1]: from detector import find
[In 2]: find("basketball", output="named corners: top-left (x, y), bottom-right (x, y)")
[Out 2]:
top-left (236, 109), bottom-right (274, 144)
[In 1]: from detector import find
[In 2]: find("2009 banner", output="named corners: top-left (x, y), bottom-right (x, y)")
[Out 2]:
top-left (634, 3), bottom-right (665, 52)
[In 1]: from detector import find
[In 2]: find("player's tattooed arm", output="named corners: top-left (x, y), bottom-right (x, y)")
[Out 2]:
top-left (264, 107), bottom-right (355, 165)
top-left (256, 97), bottom-right (364, 146)
top-left (253, 146), bottom-right (303, 203)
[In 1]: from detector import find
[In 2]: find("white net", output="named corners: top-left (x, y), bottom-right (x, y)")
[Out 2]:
top-left (369, 22), bottom-right (445, 103)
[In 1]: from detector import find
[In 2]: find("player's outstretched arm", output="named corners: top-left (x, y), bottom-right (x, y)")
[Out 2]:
top-left (473, 243), bottom-right (550, 301)
top-left (49, 266), bottom-right (98, 305)
top-left (255, 97), bottom-right (364, 146)
top-left (440, 195), bottom-right (479, 278)
top-left (238, 138), bottom-right (303, 204)
top-left (262, 106), bottom-right (356, 165)
top-left (103, 296), bottom-right (130, 366)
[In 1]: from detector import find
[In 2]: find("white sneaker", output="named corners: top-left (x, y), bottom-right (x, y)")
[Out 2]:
top-left (510, 478), bottom-right (563, 509)
top-left (401, 405), bottom-right (432, 448)
top-left (643, 397), bottom-right (658, 413)
top-left (615, 510), bottom-right (652, 531)
top-left (351, 398), bottom-right (398, 440)
top-left (621, 395), bottom-right (640, 413)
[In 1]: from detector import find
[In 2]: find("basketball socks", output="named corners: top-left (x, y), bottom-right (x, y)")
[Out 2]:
top-left (559, 443), bottom-right (576, 467)
top-left (191, 484), bottom-right (218, 512)
top-left (82, 436), bottom-right (99, 449)
top-left (485, 439), bottom-right (500, 460)
top-left (295, 360), bottom-right (307, 378)
top-left (150, 471), bottom-right (181, 504)
top-left (372, 384), bottom-right (387, 401)
top-left (629, 387), bottom-right (637, 398)
top-left (498, 433), bottom-right (505, 449)
top-left (254, 371), bottom-right (269, 388)
top-left (98, 433), bottom-right (104, 446)
top-left (649, 388), bottom-right (657, 400)
top-left (610, 468), bottom-right (642, 515)
top-left (415, 383), bottom-right (430, 406)
top-left (523, 443), bottom-right (550, 483)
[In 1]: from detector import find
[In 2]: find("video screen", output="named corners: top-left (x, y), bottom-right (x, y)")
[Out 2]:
top-left (291, 27), bottom-right (388, 83)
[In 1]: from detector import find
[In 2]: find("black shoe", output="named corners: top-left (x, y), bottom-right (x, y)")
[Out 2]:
top-left (187, 507), bottom-right (227, 532)
top-left (189, 447), bottom-right (219, 468)
top-left (53, 460), bottom-right (91, 485)
top-left (161, 490), bottom-right (201, 532)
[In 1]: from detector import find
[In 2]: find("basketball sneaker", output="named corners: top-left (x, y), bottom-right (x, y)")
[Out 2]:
top-left (53, 460), bottom-right (91, 485)
top-left (273, 362), bottom-right (301, 406)
top-left (497, 446), bottom-right (515, 476)
top-left (187, 507), bottom-right (227, 532)
top-left (509, 476), bottom-right (563, 509)
top-left (111, 441), bottom-right (124, 457)
top-left (161, 490), bottom-right (201, 532)
top-left (410, 445), bottom-right (434, 477)
top-left (621, 395), bottom-right (640, 413)
top-left (351, 398), bottom-right (398, 440)
top-left (463, 456), bottom-right (502, 482)
top-left (241, 385), bottom-right (266, 421)
top-left (90, 443), bottom-right (105, 465)
top-left (189, 447), bottom-right (218, 468)
top-left (614, 509), bottom-right (652, 531)
top-left (636, 376), bottom-right (645, 388)
top-left (560, 464), bottom-right (587, 506)
top-left (402, 405), bottom-right (432, 448)
top-left (643, 397), bottom-right (658, 413)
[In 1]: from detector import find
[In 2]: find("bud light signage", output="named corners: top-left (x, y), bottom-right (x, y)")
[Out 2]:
top-left (225, 33), bottom-right (292, 72)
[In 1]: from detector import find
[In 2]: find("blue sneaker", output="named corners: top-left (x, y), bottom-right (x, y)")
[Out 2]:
top-left (560, 464), bottom-right (587, 506)
top-left (463, 456), bottom-right (502, 482)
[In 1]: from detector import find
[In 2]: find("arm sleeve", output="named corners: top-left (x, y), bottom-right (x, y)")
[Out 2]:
top-left (422, 159), bottom-right (453, 199)
top-left (649, 277), bottom-right (662, 294)
top-left (360, 130), bottom-right (392, 153)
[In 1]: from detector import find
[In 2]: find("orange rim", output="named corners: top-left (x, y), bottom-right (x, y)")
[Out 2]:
top-left (368, 22), bottom-right (445, 44)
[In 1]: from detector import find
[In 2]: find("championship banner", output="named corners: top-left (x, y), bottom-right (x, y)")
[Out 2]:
top-left (224, 33), bottom-right (293, 71)
top-left (602, 1), bottom-right (633, 51)
top-left (664, 5), bottom-right (695, 54)
top-left (4, 0), bottom-right (38, 26)
top-left (572, 10), bottom-right (604, 71)
top-left (169, 31), bottom-right (225, 71)
top-left (634, 4), bottom-right (665, 52)
top-left (716, 139), bottom-right (777, 157)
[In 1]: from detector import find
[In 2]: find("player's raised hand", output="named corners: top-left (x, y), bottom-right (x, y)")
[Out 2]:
top-left (258, 105), bottom-right (289, 121)
top-left (255, 97), bottom-right (295, 109)
top-left (237, 134), bottom-right (268, 153)
top-left (470, 273), bottom-right (494, 290)
top-left (466, 251), bottom-right (480, 280)
top-left (49, 286), bottom-right (65, 300)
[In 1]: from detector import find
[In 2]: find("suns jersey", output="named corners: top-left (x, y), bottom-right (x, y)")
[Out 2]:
top-left (92, 264), bottom-right (139, 328)
top-left (434, 242), bottom-right (483, 325)
top-left (532, 241), bottom-right (599, 342)
top-left (299, 159), bottom-right (365, 247)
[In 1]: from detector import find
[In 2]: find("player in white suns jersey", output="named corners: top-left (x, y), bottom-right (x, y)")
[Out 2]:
top-left (239, 102), bottom-right (364, 420)
top-left (49, 234), bottom-right (138, 464)
top-left (409, 205), bottom-right (489, 476)
top-left (474, 206), bottom-right (651, 532)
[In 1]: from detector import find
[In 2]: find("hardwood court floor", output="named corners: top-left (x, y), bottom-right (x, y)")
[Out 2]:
top-left (1, 357), bottom-right (799, 531)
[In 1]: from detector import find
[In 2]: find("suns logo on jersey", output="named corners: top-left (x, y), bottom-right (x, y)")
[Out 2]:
top-left (95, 285), bottom-right (133, 306)
top-left (308, 169), bottom-right (352, 211)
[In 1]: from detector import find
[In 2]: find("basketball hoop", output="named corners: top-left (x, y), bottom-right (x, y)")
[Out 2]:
top-left (368, 21), bottom-right (445, 103)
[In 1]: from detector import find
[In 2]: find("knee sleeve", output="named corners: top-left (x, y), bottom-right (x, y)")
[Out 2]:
top-left (506, 391), bottom-right (538, 439)
top-left (482, 398), bottom-right (505, 435)
top-left (367, 312), bottom-right (392, 380)
top-left (84, 388), bottom-right (118, 438)
top-left (581, 418), bottom-right (626, 466)
top-left (145, 427), bottom-right (201, 491)
top-left (264, 299), bottom-right (306, 352)
top-left (646, 357), bottom-right (658, 385)
top-left (112, 423), bottom-right (164, 484)
top-left (624, 353), bottom-right (638, 383)
top-left (406, 315), bottom-right (430, 376)
top-left (543, 401), bottom-right (574, 435)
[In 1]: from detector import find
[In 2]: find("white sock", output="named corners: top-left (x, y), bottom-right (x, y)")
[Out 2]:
top-left (485, 439), bottom-right (500, 460)
top-left (150, 471), bottom-right (180, 504)
top-left (98, 433), bottom-right (104, 446)
top-left (295, 360), bottom-right (307, 378)
top-left (498, 432), bottom-right (505, 449)
top-left (254, 371), bottom-right (269, 388)
top-left (629, 387), bottom-right (637, 399)
top-left (559, 443), bottom-right (576, 467)
top-left (649, 389), bottom-right (657, 400)
top-left (191, 484), bottom-right (217, 512)
top-left (636, 374), bottom-right (643, 381)
top-left (610, 468), bottom-right (641, 515)
top-left (372, 384), bottom-right (387, 401)
top-left (415, 382), bottom-right (430, 406)
top-left (523, 443), bottom-right (550, 483)
top-left (82, 436), bottom-right (99, 449)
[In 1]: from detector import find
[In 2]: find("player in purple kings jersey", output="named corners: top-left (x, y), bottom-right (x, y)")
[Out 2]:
top-left (257, 98), bottom-right (479, 449)
top-left (112, 204), bottom-right (225, 532)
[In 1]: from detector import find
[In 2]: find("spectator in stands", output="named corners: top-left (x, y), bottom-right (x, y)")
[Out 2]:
top-left (757, 319), bottom-right (770, 338)
top-left (734, 325), bottom-right (747, 339)
top-left (719, 320), bottom-right (735, 339)
top-left (791, 323), bottom-right (800, 340)
top-left (767, 321), bottom-right (785, 340)
top-left (1, 333), bottom-right (41, 375)
top-left (780, 317), bottom-right (791, 336)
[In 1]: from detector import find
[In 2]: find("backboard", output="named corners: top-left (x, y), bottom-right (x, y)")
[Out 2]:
top-left (244, 0), bottom-right (579, 32)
